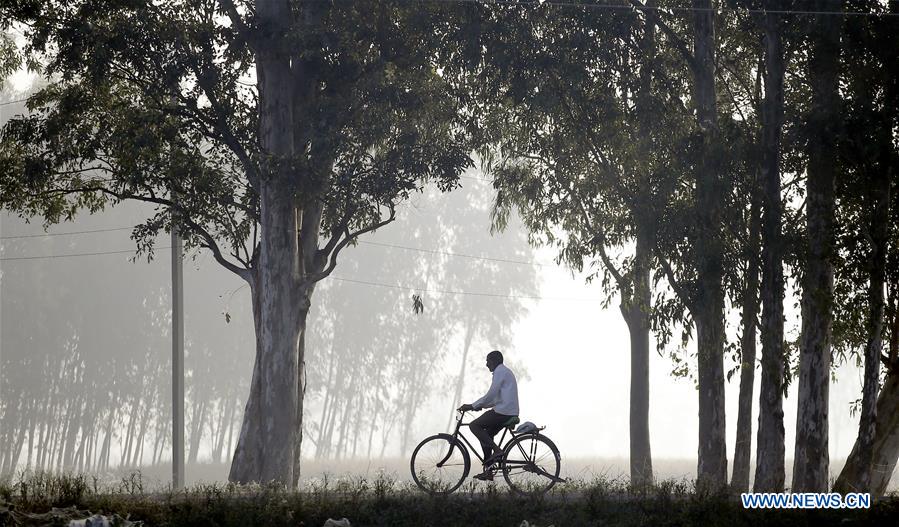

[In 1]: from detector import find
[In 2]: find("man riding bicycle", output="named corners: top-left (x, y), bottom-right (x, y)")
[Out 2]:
top-left (458, 350), bottom-right (519, 481)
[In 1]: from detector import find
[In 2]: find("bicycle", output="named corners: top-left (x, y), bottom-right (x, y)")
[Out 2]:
top-left (410, 409), bottom-right (564, 496)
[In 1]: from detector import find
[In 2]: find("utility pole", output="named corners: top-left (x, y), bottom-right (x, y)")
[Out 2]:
top-left (172, 216), bottom-right (185, 490)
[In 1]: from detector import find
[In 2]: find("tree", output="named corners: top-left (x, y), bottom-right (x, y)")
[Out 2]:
top-left (0, 0), bottom-right (474, 486)
top-left (469, 1), bottom-right (673, 487)
top-left (753, 0), bottom-right (789, 494)
top-left (831, 0), bottom-right (898, 495)
top-left (792, 0), bottom-right (842, 493)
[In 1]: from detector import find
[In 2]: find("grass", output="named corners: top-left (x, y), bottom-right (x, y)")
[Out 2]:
top-left (1, 470), bottom-right (897, 527)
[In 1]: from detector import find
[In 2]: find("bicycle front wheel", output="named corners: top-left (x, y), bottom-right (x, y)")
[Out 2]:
top-left (501, 433), bottom-right (561, 496)
top-left (410, 433), bottom-right (471, 495)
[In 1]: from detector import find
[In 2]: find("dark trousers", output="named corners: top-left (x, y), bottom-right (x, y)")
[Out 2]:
top-left (469, 410), bottom-right (515, 462)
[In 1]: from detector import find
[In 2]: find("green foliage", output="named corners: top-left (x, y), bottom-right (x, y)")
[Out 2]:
top-left (0, 31), bottom-right (19, 91)
top-left (0, 0), bottom-right (476, 276)
top-left (829, 0), bottom-right (899, 371)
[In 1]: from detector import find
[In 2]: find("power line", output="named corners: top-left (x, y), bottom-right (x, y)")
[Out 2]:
top-left (460, 174), bottom-right (494, 183)
top-left (0, 98), bottom-right (28, 107)
top-left (0, 244), bottom-right (595, 302)
top-left (331, 275), bottom-right (597, 302)
top-left (357, 239), bottom-right (552, 267)
top-left (2, 223), bottom-right (554, 268)
top-left (0, 246), bottom-right (171, 261)
top-left (0, 226), bottom-right (134, 239)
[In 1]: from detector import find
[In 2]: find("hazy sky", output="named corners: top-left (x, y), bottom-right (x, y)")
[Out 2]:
top-left (0, 69), bottom-right (875, 482)
top-left (0, 179), bottom-right (868, 474)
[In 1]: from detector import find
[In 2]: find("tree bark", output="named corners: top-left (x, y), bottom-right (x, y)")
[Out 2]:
top-left (732, 188), bottom-right (761, 493)
top-left (622, 227), bottom-right (653, 487)
top-left (832, 149), bottom-right (892, 495)
top-left (315, 342), bottom-right (337, 459)
top-left (793, 0), bottom-right (840, 493)
top-left (754, 7), bottom-right (787, 493)
top-left (187, 398), bottom-right (206, 465)
top-left (98, 411), bottom-right (113, 472)
top-left (624, 4), bottom-right (657, 489)
top-left (692, 0), bottom-right (727, 490)
top-left (447, 319), bottom-right (477, 430)
top-left (120, 399), bottom-right (138, 467)
top-left (835, 372), bottom-right (899, 497)
top-left (294, 311), bottom-right (311, 473)
top-left (228, 0), bottom-right (310, 487)
top-left (367, 365), bottom-right (384, 459)
top-left (228, 240), bottom-right (305, 485)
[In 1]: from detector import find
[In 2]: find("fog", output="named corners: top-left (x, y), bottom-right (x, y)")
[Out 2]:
top-left (1, 166), bottom-right (892, 489)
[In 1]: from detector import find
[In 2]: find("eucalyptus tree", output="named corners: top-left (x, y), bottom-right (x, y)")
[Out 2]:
top-left (751, 2), bottom-right (789, 493)
top-left (722, 0), bottom-right (797, 494)
top-left (0, 0), bottom-right (475, 485)
top-left (792, 0), bottom-right (843, 493)
top-left (831, 0), bottom-right (898, 495)
top-left (459, 0), bottom-right (732, 486)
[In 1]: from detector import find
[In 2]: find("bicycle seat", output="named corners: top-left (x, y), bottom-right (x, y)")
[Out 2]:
top-left (503, 416), bottom-right (521, 429)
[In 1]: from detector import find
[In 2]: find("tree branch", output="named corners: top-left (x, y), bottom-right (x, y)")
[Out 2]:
top-left (658, 255), bottom-right (696, 314)
top-left (217, 0), bottom-right (255, 50)
top-left (305, 202), bottom-right (397, 285)
top-left (630, 0), bottom-right (697, 75)
top-left (27, 182), bottom-right (252, 281)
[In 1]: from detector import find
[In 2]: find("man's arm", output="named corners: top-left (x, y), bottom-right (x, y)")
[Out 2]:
top-left (473, 370), bottom-right (504, 410)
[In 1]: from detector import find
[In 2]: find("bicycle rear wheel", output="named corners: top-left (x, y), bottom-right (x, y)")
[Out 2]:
top-left (410, 433), bottom-right (471, 495)
top-left (501, 433), bottom-right (561, 496)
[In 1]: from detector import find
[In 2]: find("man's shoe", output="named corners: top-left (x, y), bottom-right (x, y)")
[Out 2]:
top-left (473, 470), bottom-right (494, 481)
top-left (484, 452), bottom-right (503, 465)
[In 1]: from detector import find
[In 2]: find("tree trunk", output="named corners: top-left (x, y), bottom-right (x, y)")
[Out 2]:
top-left (26, 412), bottom-right (34, 471)
top-left (622, 227), bottom-right (653, 487)
top-left (793, 0), bottom-right (840, 493)
top-left (320, 375), bottom-right (341, 460)
top-left (832, 156), bottom-right (892, 495)
top-left (228, 260), bottom-right (306, 484)
top-left (213, 397), bottom-right (232, 464)
top-left (152, 420), bottom-right (165, 467)
top-left (835, 372), bottom-right (899, 497)
top-left (121, 399), bottom-right (138, 467)
top-left (36, 405), bottom-right (47, 470)
top-left (851, 171), bottom-right (890, 492)
top-left (351, 384), bottom-right (366, 459)
top-left (447, 319), bottom-right (477, 430)
top-left (692, 0), bottom-right (727, 490)
top-left (62, 395), bottom-right (83, 470)
top-left (227, 0), bottom-right (310, 486)
top-left (315, 339), bottom-right (337, 459)
top-left (225, 395), bottom-right (237, 465)
top-left (335, 368), bottom-right (357, 460)
top-left (98, 412), bottom-right (114, 472)
top-left (754, 7), bottom-right (787, 493)
top-left (732, 188), bottom-right (761, 493)
top-left (132, 397), bottom-right (153, 467)
top-left (187, 398), bottom-right (207, 465)
top-left (869, 369), bottom-right (899, 497)
top-left (367, 367), bottom-right (383, 460)
top-left (294, 316), bottom-right (310, 472)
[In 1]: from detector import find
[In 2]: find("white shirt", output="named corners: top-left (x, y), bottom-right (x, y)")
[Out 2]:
top-left (473, 363), bottom-right (519, 416)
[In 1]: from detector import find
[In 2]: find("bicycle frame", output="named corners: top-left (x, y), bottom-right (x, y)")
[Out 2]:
top-left (437, 410), bottom-right (518, 468)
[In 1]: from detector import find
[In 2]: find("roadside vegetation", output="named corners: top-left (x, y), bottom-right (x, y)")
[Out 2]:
top-left (1, 471), bottom-right (896, 527)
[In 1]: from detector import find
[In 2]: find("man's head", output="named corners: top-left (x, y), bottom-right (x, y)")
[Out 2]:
top-left (485, 350), bottom-right (503, 372)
